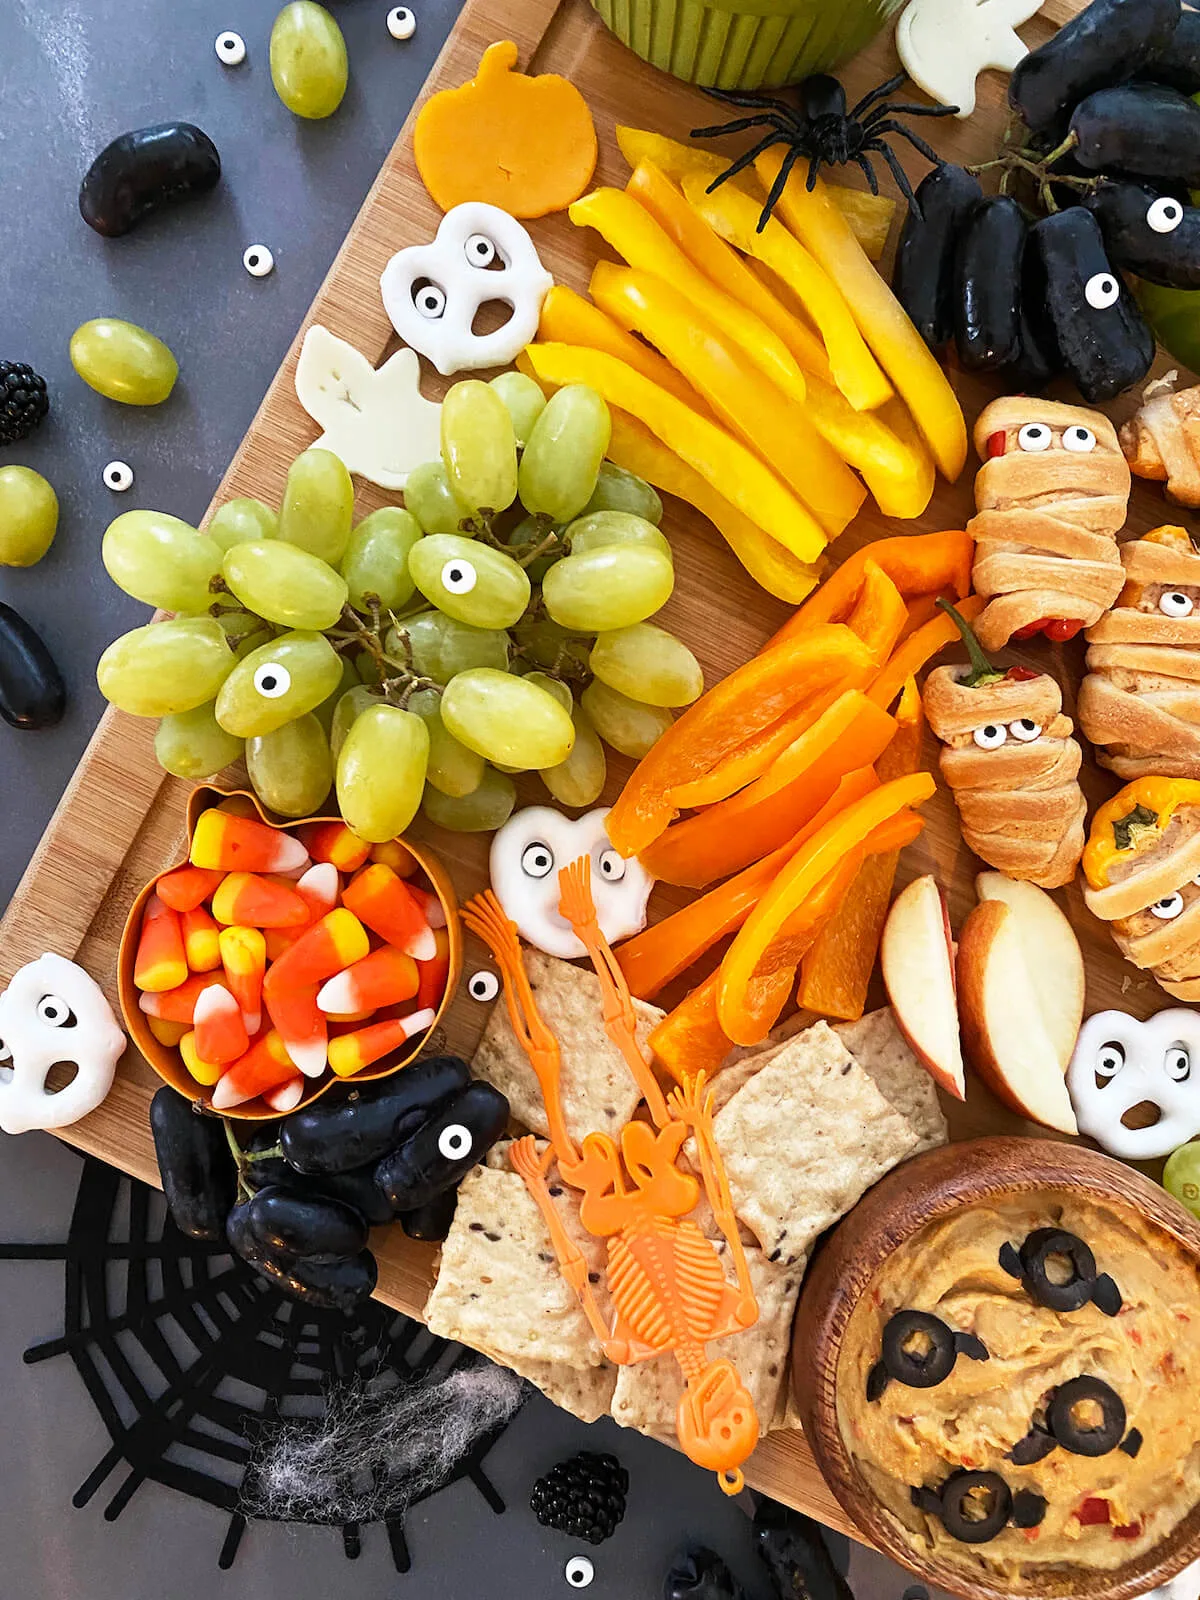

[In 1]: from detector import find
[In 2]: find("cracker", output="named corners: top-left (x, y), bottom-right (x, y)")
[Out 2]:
top-left (713, 1020), bottom-right (921, 1265)
top-left (833, 1009), bottom-right (948, 1154)
top-left (477, 1345), bottom-right (618, 1425)
top-left (471, 950), bottom-right (663, 1144)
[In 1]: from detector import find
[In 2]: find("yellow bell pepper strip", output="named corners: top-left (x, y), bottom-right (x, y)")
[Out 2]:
top-left (567, 188), bottom-right (809, 407)
top-left (640, 696), bottom-right (896, 888)
top-left (590, 262), bottom-right (864, 538)
top-left (537, 284), bottom-right (710, 414)
top-left (867, 593), bottom-right (985, 711)
top-left (847, 560), bottom-right (908, 665)
top-left (606, 623), bottom-right (874, 857)
top-left (680, 175), bottom-right (892, 414)
top-left (625, 159), bottom-right (833, 382)
top-left (522, 343), bottom-right (826, 564)
top-left (648, 970), bottom-right (733, 1083)
top-left (797, 680), bottom-right (924, 1020)
top-left (756, 152), bottom-right (968, 483)
top-left (664, 685), bottom-right (850, 810)
top-left (795, 369), bottom-right (934, 521)
top-left (717, 773), bottom-right (936, 1045)
top-left (773, 530), bottom-right (975, 644)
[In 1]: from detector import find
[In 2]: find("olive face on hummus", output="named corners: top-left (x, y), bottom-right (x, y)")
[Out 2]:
top-left (837, 1194), bottom-right (1200, 1582)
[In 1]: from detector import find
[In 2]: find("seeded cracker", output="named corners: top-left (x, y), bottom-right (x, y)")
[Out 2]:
top-left (833, 1009), bottom-right (947, 1154)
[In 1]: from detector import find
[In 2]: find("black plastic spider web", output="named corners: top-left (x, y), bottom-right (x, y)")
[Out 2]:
top-left (0, 1153), bottom-right (514, 1573)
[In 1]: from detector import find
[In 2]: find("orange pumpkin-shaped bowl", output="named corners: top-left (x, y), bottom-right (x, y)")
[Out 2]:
top-left (118, 786), bottom-right (462, 1120)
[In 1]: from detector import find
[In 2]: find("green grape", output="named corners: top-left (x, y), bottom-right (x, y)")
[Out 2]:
top-left (422, 768), bottom-right (516, 832)
top-left (222, 539), bottom-right (348, 631)
top-left (213, 609), bottom-right (273, 659)
top-left (341, 507), bottom-right (421, 613)
top-left (510, 617), bottom-right (590, 674)
top-left (408, 534), bottom-right (530, 630)
top-left (489, 371), bottom-right (546, 447)
top-left (269, 0), bottom-right (348, 119)
top-left (565, 509), bottom-right (671, 560)
top-left (154, 702), bottom-right (244, 780)
top-left (518, 384), bottom-right (611, 523)
top-left (355, 649), bottom-right (383, 687)
top-left (1164, 1144), bottom-right (1200, 1220)
top-left (97, 618), bottom-right (234, 717)
top-left (408, 687), bottom-right (486, 798)
top-left (330, 684), bottom-right (382, 758)
top-left (589, 624), bottom-right (703, 708)
top-left (103, 510), bottom-right (223, 613)
top-left (541, 701), bottom-right (606, 808)
top-left (404, 461), bottom-right (463, 534)
top-left (523, 671), bottom-right (573, 712)
top-left (386, 611), bottom-right (509, 684)
top-left (506, 514), bottom-right (559, 584)
top-left (581, 461), bottom-right (663, 525)
top-left (543, 544), bottom-right (674, 633)
top-left (337, 704), bottom-right (429, 842)
top-left (440, 381), bottom-right (518, 515)
top-left (582, 679), bottom-right (673, 758)
top-left (441, 668), bottom-right (575, 768)
top-left (214, 629), bottom-right (342, 738)
top-left (0, 466), bottom-right (58, 567)
top-left (207, 497), bottom-right (278, 553)
top-left (247, 712), bottom-right (334, 819)
top-left (70, 318), bottom-right (177, 405)
top-left (277, 448), bottom-right (354, 565)
top-left (314, 653), bottom-right (360, 736)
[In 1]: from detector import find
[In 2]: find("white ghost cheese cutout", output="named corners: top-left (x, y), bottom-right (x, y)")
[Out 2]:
top-left (294, 324), bottom-right (442, 491)
top-left (0, 954), bottom-right (125, 1135)
top-left (380, 202), bottom-right (553, 376)
top-left (896, 0), bottom-right (1044, 120)
top-left (489, 806), bottom-right (653, 960)
top-left (1067, 1008), bottom-right (1200, 1161)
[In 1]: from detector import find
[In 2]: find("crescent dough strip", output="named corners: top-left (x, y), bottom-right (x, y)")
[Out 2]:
top-left (1120, 385), bottom-right (1200, 508)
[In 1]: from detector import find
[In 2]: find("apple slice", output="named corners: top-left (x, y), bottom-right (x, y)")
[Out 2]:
top-left (880, 875), bottom-right (965, 1100)
top-left (957, 898), bottom-right (1078, 1135)
top-left (974, 873), bottom-right (1084, 1071)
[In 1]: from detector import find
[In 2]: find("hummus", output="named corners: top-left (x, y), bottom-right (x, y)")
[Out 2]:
top-left (837, 1193), bottom-right (1200, 1583)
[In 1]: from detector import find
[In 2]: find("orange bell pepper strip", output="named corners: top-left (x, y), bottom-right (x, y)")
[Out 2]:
top-left (717, 774), bottom-right (936, 1044)
top-left (679, 174), bottom-right (892, 413)
top-left (537, 284), bottom-right (709, 414)
top-left (641, 698), bottom-right (894, 888)
top-left (523, 343), bottom-right (826, 564)
top-left (665, 685), bottom-right (851, 810)
top-left (590, 261), bottom-right (864, 538)
top-left (847, 560), bottom-right (908, 665)
top-left (756, 152), bottom-right (967, 483)
top-left (898, 593), bottom-right (943, 640)
top-left (867, 593), bottom-right (985, 711)
top-left (607, 623), bottom-right (874, 858)
top-left (568, 187), bottom-right (809, 406)
top-left (648, 970), bottom-right (732, 1083)
top-left (773, 530), bottom-right (975, 644)
top-left (625, 159), bottom-right (833, 382)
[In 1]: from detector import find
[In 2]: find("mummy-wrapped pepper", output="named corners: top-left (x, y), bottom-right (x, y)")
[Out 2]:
top-left (1079, 525), bottom-right (1200, 780)
top-left (968, 397), bottom-right (1130, 651)
top-left (1120, 383), bottom-right (1200, 508)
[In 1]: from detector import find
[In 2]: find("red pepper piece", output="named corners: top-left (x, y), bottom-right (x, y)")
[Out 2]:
top-left (986, 430), bottom-right (1007, 458)
top-left (1005, 666), bottom-right (1039, 682)
top-left (1076, 1498), bottom-right (1110, 1527)
top-left (1044, 618), bottom-right (1084, 642)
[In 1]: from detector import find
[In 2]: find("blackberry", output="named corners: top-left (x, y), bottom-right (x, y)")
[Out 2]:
top-left (0, 363), bottom-right (49, 446)
top-left (530, 1450), bottom-right (628, 1545)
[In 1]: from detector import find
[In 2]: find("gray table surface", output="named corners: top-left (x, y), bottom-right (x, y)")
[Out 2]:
top-left (0, 3), bottom-right (943, 1595)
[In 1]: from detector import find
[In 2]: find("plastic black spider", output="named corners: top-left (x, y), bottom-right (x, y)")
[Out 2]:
top-left (691, 73), bottom-right (958, 232)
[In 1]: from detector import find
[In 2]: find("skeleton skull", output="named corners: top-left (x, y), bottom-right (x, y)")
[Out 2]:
top-left (1067, 1008), bottom-right (1200, 1161)
top-left (0, 954), bottom-right (125, 1135)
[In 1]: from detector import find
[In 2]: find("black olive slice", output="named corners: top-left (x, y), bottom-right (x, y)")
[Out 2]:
top-left (954, 1331), bottom-right (990, 1363)
top-left (1018, 1228), bottom-right (1098, 1312)
top-left (1009, 1426), bottom-right (1057, 1465)
top-left (1011, 1490), bottom-right (1048, 1530)
top-left (938, 1472), bottom-right (1013, 1545)
top-left (911, 1485), bottom-right (945, 1516)
top-left (1120, 1428), bottom-right (1144, 1458)
top-left (866, 1361), bottom-right (890, 1402)
top-left (881, 1311), bottom-right (958, 1389)
top-left (1047, 1376), bottom-right (1127, 1457)
top-left (999, 1240), bottom-right (1023, 1280)
top-left (1092, 1272), bottom-right (1124, 1318)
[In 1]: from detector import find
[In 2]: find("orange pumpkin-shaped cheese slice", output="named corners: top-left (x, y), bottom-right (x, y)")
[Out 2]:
top-left (414, 40), bottom-right (598, 219)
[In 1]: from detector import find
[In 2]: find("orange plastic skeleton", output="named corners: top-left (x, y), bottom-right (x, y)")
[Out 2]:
top-left (462, 855), bottom-right (761, 1493)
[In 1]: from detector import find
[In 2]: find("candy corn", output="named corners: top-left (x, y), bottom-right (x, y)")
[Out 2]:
top-left (193, 983), bottom-right (250, 1065)
top-left (191, 809), bottom-right (309, 875)
top-left (297, 861), bottom-right (339, 919)
top-left (263, 1078), bottom-right (305, 1112)
top-left (265, 908), bottom-right (370, 991)
top-left (181, 904), bottom-right (222, 972)
top-left (134, 894), bottom-right (188, 993)
top-left (370, 838), bottom-right (418, 877)
top-left (416, 924), bottom-right (451, 1014)
top-left (343, 865), bottom-right (436, 960)
top-left (218, 925), bottom-right (266, 1035)
top-left (263, 984), bottom-right (327, 1078)
top-left (211, 871), bottom-right (310, 929)
top-left (302, 820), bottom-right (371, 873)
top-left (410, 883), bottom-right (447, 930)
top-left (147, 1015), bottom-right (189, 1048)
top-left (211, 1030), bottom-right (297, 1110)
top-left (156, 864), bottom-right (224, 913)
top-left (138, 971), bottom-right (226, 1022)
top-left (179, 1029), bottom-right (223, 1086)
top-left (327, 1009), bottom-right (436, 1077)
top-left (317, 945), bottom-right (418, 1016)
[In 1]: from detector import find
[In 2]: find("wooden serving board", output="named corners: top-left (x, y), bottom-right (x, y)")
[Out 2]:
top-left (0, 0), bottom-right (1176, 1537)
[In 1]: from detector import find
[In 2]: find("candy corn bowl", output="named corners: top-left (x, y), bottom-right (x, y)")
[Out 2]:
top-left (118, 787), bottom-right (462, 1121)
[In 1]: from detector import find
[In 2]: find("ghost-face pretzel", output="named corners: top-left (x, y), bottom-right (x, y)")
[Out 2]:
top-left (1068, 1008), bottom-right (1200, 1161)
top-left (0, 954), bottom-right (125, 1135)
top-left (1079, 526), bottom-right (1200, 780)
top-left (968, 397), bottom-right (1130, 652)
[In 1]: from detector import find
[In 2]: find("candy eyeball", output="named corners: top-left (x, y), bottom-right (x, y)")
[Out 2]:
top-left (1008, 719), bottom-right (1042, 743)
top-left (464, 232), bottom-right (497, 269)
top-left (441, 558), bottom-right (477, 595)
top-left (1062, 426), bottom-right (1096, 453)
top-left (1096, 1041), bottom-right (1125, 1079)
top-left (438, 1122), bottom-right (472, 1160)
top-left (104, 460), bottom-right (134, 492)
top-left (253, 662), bottom-right (292, 699)
top-left (597, 847), bottom-right (626, 882)
top-left (1160, 590), bottom-right (1195, 619)
top-left (243, 245), bottom-right (275, 278)
top-left (1152, 892), bottom-right (1185, 921)
top-left (521, 841), bottom-right (555, 878)
top-left (1147, 196), bottom-right (1184, 235)
top-left (467, 969), bottom-right (500, 1003)
top-left (1166, 1045), bottom-right (1192, 1082)
top-left (565, 1557), bottom-right (594, 1589)
top-left (973, 723), bottom-right (1007, 750)
top-left (1017, 423), bottom-right (1052, 453)
top-left (1085, 272), bottom-right (1121, 310)
top-left (387, 5), bottom-right (417, 39)
top-left (414, 282), bottom-right (447, 320)
top-left (215, 30), bottom-right (246, 65)
top-left (37, 995), bottom-right (76, 1027)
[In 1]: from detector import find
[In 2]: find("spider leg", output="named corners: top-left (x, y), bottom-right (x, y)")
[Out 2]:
top-left (690, 112), bottom-right (793, 140)
top-left (852, 151), bottom-right (879, 195)
top-left (848, 72), bottom-right (906, 121)
top-left (862, 100), bottom-right (959, 127)
top-left (701, 85), bottom-right (803, 112)
top-left (758, 143), bottom-right (803, 229)
top-left (804, 151), bottom-right (824, 193)
top-left (872, 120), bottom-right (948, 166)
top-left (707, 128), bottom-right (792, 194)
top-left (870, 137), bottom-right (922, 215)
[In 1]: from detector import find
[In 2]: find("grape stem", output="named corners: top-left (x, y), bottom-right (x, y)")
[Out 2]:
top-left (515, 529), bottom-right (562, 570)
top-left (328, 604), bottom-right (442, 707)
top-left (967, 129), bottom-right (1093, 215)
top-left (222, 1118), bottom-right (257, 1204)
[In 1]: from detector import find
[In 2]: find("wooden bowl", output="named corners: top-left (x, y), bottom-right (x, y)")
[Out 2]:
top-left (791, 1137), bottom-right (1200, 1600)
top-left (118, 785), bottom-right (462, 1120)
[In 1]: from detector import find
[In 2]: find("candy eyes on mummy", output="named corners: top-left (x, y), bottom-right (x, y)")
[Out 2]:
top-left (972, 720), bottom-right (1041, 749)
top-left (254, 662), bottom-right (292, 699)
top-left (1160, 590), bottom-right (1196, 618)
top-left (413, 235), bottom-right (502, 320)
top-left (1016, 422), bottom-right (1096, 453)
top-left (1147, 196), bottom-right (1185, 234)
top-left (1149, 875), bottom-right (1200, 918)
top-left (1095, 1040), bottom-right (1191, 1082)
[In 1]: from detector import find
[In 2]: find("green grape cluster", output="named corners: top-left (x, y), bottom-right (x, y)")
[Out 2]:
top-left (94, 374), bottom-right (704, 841)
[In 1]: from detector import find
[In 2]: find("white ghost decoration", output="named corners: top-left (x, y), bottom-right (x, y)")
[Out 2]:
top-left (896, 0), bottom-right (1044, 120)
top-left (1067, 1008), bottom-right (1200, 1161)
top-left (0, 954), bottom-right (125, 1135)
top-left (489, 807), bottom-right (653, 960)
top-left (294, 325), bottom-right (442, 491)
top-left (380, 202), bottom-right (553, 376)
